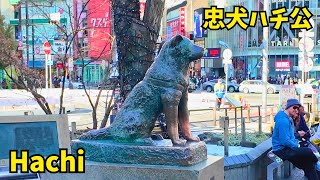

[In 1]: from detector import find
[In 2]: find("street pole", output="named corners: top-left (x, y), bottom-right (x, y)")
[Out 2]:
top-left (225, 63), bottom-right (228, 96)
top-left (25, 0), bottom-right (29, 67)
top-left (18, 3), bottom-right (23, 65)
top-left (262, 0), bottom-right (269, 123)
top-left (45, 54), bottom-right (48, 96)
top-left (32, 24), bottom-right (35, 68)
top-left (49, 54), bottom-right (52, 88)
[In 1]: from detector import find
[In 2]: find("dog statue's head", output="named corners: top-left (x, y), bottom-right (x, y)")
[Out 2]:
top-left (158, 35), bottom-right (204, 64)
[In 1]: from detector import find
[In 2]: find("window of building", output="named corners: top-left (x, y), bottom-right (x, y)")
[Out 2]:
top-left (316, 21), bottom-right (320, 46)
top-left (304, 0), bottom-right (310, 8)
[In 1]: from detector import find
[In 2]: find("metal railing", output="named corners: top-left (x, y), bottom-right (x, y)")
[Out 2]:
top-left (189, 104), bottom-right (278, 156)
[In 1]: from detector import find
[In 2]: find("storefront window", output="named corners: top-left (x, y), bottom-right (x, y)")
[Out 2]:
top-left (271, 1), bottom-right (277, 9)
top-left (304, 0), bottom-right (310, 8)
top-left (317, 21), bottom-right (320, 46)
top-left (284, 0), bottom-right (289, 9)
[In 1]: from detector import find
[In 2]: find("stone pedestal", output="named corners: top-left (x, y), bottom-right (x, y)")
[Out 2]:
top-left (71, 139), bottom-right (207, 166)
top-left (41, 155), bottom-right (224, 180)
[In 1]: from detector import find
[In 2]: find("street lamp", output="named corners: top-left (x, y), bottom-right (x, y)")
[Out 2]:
top-left (262, 0), bottom-right (269, 123)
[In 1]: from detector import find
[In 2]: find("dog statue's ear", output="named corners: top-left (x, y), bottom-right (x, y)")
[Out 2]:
top-left (169, 35), bottom-right (183, 48)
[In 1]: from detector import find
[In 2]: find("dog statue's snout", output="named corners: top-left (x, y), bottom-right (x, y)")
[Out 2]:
top-left (192, 45), bottom-right (204, 60)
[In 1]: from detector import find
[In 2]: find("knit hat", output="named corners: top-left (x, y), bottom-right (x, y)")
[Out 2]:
top-left (285, 99), bottom-right (301, 109)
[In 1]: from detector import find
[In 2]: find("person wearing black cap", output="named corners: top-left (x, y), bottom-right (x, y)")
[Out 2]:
top-left (272, 98), bottom-right (319, 179)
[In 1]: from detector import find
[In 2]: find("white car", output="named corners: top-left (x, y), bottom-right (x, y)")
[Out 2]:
top-left (239, 80), bottom-right (279, 94)
top-left (60, 80), bottom-right (84, 89)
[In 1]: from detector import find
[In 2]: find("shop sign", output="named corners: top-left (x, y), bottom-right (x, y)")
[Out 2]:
top-left (180, 8), bottom-right (185, 36)
top-left (167, 18), bottom-right (181, 38)
top-left (166, 7), bottom-right (186, 39)
top-left (56, 61), bottom-right (63, 69)
top-left (275, 60), bottom-right (290, 71)
top-left (88, 0), bottom-right (112, 59)
top-left (203, 48), bottom-right (221, 59)
top-left (279, 85), bottom-right (296, 110)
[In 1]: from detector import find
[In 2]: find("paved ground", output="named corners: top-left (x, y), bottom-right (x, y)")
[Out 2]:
top-left (280, 168), bottom-right (306, 180)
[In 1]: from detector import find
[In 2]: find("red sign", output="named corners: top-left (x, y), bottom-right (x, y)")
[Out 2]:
top-left (166, 7), bottom-right (186, 39)
top-left (180, 8), bottom-right (185, 36)
top-left (88, 0), bottom-right (112, 59)
top-left (139, 0), bottom-right (146, 20)
top-left (43, 41), bottom-right (51, 55)
top-left (203, 48), bottom-right (221, 59)
top-left (167, 19), bottom-right (181, 38)
top-left (57, 62), bottom-right (63, 69)
top-left (275, 60), bottom-right (291, 71)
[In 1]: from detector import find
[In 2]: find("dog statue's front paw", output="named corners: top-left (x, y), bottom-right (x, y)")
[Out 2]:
top-left (172, 139), bottom-right (187, 147)
top-left (186, 136), bottom-right (200, 142)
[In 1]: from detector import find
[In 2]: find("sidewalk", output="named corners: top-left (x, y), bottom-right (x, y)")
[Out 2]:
top-left (280, 168), bottom-right (306, 180)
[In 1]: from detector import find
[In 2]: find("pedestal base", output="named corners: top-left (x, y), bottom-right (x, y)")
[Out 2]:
top-left (71, 139), bottom-right (207, 166)
top-left (41, 155), bottom-right (224, 180)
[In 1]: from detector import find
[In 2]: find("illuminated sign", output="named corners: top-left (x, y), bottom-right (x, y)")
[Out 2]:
top-left (203, 48), bottom-right (221, 59)
top-left (180, 7), bottom-right (185, 36)
top-left (275, 60), bottom-right (291, 71)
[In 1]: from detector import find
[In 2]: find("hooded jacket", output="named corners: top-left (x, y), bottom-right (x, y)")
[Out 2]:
top-left (272, 110), bottom-right (298, 151)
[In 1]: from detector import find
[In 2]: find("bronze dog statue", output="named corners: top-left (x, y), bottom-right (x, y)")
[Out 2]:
top-left (80, 35), bottom-right (203, 146)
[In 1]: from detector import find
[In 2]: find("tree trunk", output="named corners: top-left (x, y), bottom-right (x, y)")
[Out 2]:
top-left (92, 109), bottom-right (97, 129)
top-left (112, 0), bottom-right (165, 101)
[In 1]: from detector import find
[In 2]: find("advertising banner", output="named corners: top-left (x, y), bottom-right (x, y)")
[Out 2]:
top-left (166, 18), bottom-right (181, 39)
top-left (180, 8), bottom-right (185, 36)
top-left (203, 48), bottom-right (221, 59)
top-left (194, 8), bottom-right (208, 38)
top-left (88, 0), bottom-right (112, 59)
top-left (275, 60), bottom-right (291, 71)
top-left (279, 85), bottom-right (296, 110)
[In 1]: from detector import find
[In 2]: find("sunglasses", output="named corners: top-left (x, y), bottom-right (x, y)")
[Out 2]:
top-left (292, 106), bottom-right (300, 110)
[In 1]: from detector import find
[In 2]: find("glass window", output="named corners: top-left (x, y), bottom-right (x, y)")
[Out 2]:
top-left (304, 0), bottom-right (310, 8)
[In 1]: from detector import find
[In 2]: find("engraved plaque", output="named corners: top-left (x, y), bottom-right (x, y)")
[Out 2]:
top-left (0, 122), bottom-right (59, 159)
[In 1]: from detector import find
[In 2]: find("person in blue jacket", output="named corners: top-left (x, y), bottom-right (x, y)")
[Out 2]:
top-left (272, 99), bottom-right (319, 179)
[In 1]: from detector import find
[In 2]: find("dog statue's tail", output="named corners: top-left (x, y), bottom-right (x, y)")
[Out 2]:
top-left (79, 128), bottom-right (111, 140)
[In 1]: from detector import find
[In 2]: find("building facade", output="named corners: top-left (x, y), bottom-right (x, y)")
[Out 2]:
top-left (164, 0), bottom-right (320, 81)
top-left (73, 0), bottom-right (112, 84)
top-left (165, 0), bottom-right (209, 78)
top-left (207, 0), bottom-right (320, 80)
top-left (8, 0), bottom-right (72, 72)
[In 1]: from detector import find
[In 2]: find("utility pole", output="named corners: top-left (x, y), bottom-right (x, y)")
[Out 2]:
top-left (262, 0), bottom-right (269, 123)
top-left (32, 23), bottom-right (35, 68)
top-left (25, 0), bottom-right (30, 68)
top-left (18, 3), bottom-right (23, 65)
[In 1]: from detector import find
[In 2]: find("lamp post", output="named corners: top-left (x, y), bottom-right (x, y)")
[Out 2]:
top-left (25, 0), bottom-right (30, 68)
top-left (262, 0), bottom-right (269, 122)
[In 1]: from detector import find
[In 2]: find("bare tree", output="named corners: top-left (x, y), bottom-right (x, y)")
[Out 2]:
top-left (0, 15), bottom-right (52, 114)
top-left (29, 0), bottom-right (117, 129)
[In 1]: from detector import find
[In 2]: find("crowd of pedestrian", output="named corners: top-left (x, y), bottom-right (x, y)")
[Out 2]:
top-left (268, 74), bottom-right (300, 85)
